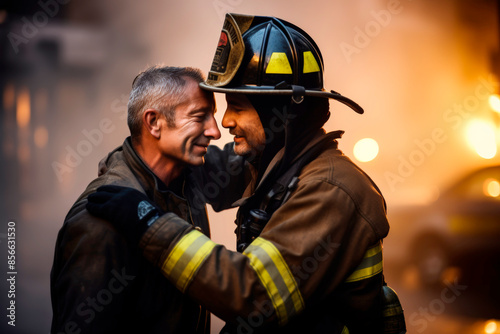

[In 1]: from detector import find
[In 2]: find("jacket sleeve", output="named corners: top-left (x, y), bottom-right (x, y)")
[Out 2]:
top-left (50, 200), bottom-right (139, 334)
top-left (196, 142), bottom-right (254, 212)
top-left (139, 175), bottom-right (387, 329)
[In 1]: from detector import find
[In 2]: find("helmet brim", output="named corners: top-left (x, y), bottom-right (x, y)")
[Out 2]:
top-left (199, 82), bottom-right (364, 114)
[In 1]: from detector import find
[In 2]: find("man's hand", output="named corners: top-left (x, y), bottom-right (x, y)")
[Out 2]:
top-left (86, 185), bottom-right (162, 245)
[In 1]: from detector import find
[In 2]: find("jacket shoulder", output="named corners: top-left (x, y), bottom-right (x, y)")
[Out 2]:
top-left (300, 146), bottom-right (382, 198)
top-left (299, 145), bottom-right (389, 239)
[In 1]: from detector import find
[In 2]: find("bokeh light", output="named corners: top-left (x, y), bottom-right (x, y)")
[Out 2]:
top-left (353, 138), bottom-right (379, 162)
top-left (484, 320), bottom-right (499, 334)
top-left (483, 178), bottom-right (500, 198)
top-left (465, 120), bottom-right (497, 159)
top-left (489, 94), bottom-right (500, 114)
top-left (16, 87), bottom-right (31, 128)
top-left (34, 126), bottom-right (49, 149)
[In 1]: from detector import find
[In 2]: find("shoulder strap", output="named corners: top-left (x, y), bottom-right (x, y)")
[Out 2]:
top-left (260, 135), bottom-right (334, 215)
top-left (235, 133), bottom-right (339, 252)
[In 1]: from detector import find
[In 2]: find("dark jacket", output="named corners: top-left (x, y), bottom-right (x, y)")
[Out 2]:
top-left (138, 131), bottom-right (391, 333)
top-left (50, 137), bottom-right (247, 334)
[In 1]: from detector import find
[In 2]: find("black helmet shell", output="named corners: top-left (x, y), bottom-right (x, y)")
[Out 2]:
top-left (200, 13), bottom-right (364, 114)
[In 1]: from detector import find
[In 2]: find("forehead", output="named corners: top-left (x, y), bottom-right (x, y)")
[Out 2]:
top-left (177, 78), bottom-right (215, 109)
top-left (225, 93), bottom-right (252, 106)
top-left (225, 93), bottom-right (244, 103)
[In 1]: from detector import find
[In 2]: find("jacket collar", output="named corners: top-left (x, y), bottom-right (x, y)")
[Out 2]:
top-left (122, 137), bottom-right (189, 215)
top-left (255, 129), bottom-right (343, 191)
top-left (234, 130), bottom-right (343, 206)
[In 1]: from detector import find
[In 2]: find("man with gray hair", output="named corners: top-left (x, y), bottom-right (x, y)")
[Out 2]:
top-left (50, 65), bottom-right (245, 333)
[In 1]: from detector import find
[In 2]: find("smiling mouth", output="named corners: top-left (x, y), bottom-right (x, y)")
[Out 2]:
top-left (194, 143), bottom-right (209, 152)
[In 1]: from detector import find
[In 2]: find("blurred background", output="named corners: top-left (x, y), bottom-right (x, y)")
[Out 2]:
top-left (1, 0), bottom-right (500, 333)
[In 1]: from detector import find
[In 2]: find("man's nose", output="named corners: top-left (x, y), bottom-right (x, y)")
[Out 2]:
top-left (221, 108), bottom-right (236, 129)
top-left (205, 114), bottom-right (221, 140)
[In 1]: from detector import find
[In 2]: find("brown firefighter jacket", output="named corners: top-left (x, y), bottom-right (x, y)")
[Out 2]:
top-left (50, 137), bottom-right (248, 334)
top-left (139, 131), bottom-right (391, 333)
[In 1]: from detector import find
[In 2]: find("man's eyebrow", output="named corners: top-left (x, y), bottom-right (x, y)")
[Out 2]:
top-left (189, 106), bottom-right (215, 115)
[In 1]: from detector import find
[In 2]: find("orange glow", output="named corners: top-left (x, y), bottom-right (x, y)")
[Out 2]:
top-left (3, 83), bottom-right (15, 111)
top-left (34, 126), bottom-right (49, 148)
top-left (353, 138), bottom-right (379, 162)
top-left (16, 87), bottom-right (31, 128)
top-left (465, 120), bottom-right (497, 159)
top-left (489, 94), bottom-right (500, 114)
top-left (483, 178), bottom-right (500, 198)
top-left (484, 320), bottom-right (499, 334)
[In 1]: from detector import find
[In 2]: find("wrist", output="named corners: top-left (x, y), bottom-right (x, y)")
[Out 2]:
top-left (140, 212), bottom-right (194, 266)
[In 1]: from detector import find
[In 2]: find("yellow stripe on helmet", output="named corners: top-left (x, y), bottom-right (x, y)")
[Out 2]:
top-left (266, 52), bottom-right (293, 74)
top-left (303, 51), bottom-right (320, 73)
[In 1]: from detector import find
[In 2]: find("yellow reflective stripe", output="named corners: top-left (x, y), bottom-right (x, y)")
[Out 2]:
top-left (303, 51), bottom-right (320, 73)
top-left (365, 243), bottom-right (382, 258)
top-left (345, 242), bottom-right (383, 283)
top-left (244, 251), bottom-right (288, 322)
top-left (252, 238), bottom-right (304, 313)
top-left (244, 237), bottom-right (304, 325)
top-left (266, 52), bottom-right (293, 74)
top-left (341, 325), bottom-right (350, 334)
top-left (161, 230), bottom-right (216, 292)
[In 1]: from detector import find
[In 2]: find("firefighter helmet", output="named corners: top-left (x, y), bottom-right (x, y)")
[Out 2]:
top-left (200, 13), bottom-right (364, 114)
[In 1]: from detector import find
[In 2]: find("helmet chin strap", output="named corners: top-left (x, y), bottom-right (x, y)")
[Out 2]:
top-left (277, 85), bottom-right (308, 177)
top-left (291, 85), bottom-right (305, 104)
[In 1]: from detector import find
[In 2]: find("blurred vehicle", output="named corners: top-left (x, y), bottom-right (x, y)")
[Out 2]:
top-left (385, 165), bottom-right (500, 285)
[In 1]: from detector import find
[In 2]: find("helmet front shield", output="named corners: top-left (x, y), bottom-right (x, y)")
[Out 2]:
top-left (200, 13), bottom-right (364, 114)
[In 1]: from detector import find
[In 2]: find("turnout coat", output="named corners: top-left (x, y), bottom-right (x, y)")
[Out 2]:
top-left (138, 131), bottom-right (390, 333)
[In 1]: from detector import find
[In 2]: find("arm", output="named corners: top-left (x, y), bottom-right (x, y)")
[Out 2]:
top-left (87, 178), bottom-right (386, 330)
top-left (50, 201), bottom-right (138, 334)
top-left (194, 142), bottom-right (255, 212)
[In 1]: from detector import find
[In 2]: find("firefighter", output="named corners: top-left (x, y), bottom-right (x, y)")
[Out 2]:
top-left (87, 13), bottom-right (405, 333)
top-left (50, 66), bottom-right (241, 334)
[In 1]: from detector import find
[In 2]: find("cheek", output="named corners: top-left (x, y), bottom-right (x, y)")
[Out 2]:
top-left (178, 122), bottom-right (203, 139)
top-left (249, 123), bottom-right (265, 145)
top-left (257, 126), bottom-right (266, 144)
top-left (242, 115), bottom-right (264, 141)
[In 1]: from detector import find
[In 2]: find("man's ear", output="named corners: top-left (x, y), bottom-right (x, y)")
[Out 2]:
top-left (142, 109), bottom-right (163, 139)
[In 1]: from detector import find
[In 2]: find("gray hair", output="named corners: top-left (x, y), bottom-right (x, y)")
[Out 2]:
top-left (127, 65), bottom-right (205, 138)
